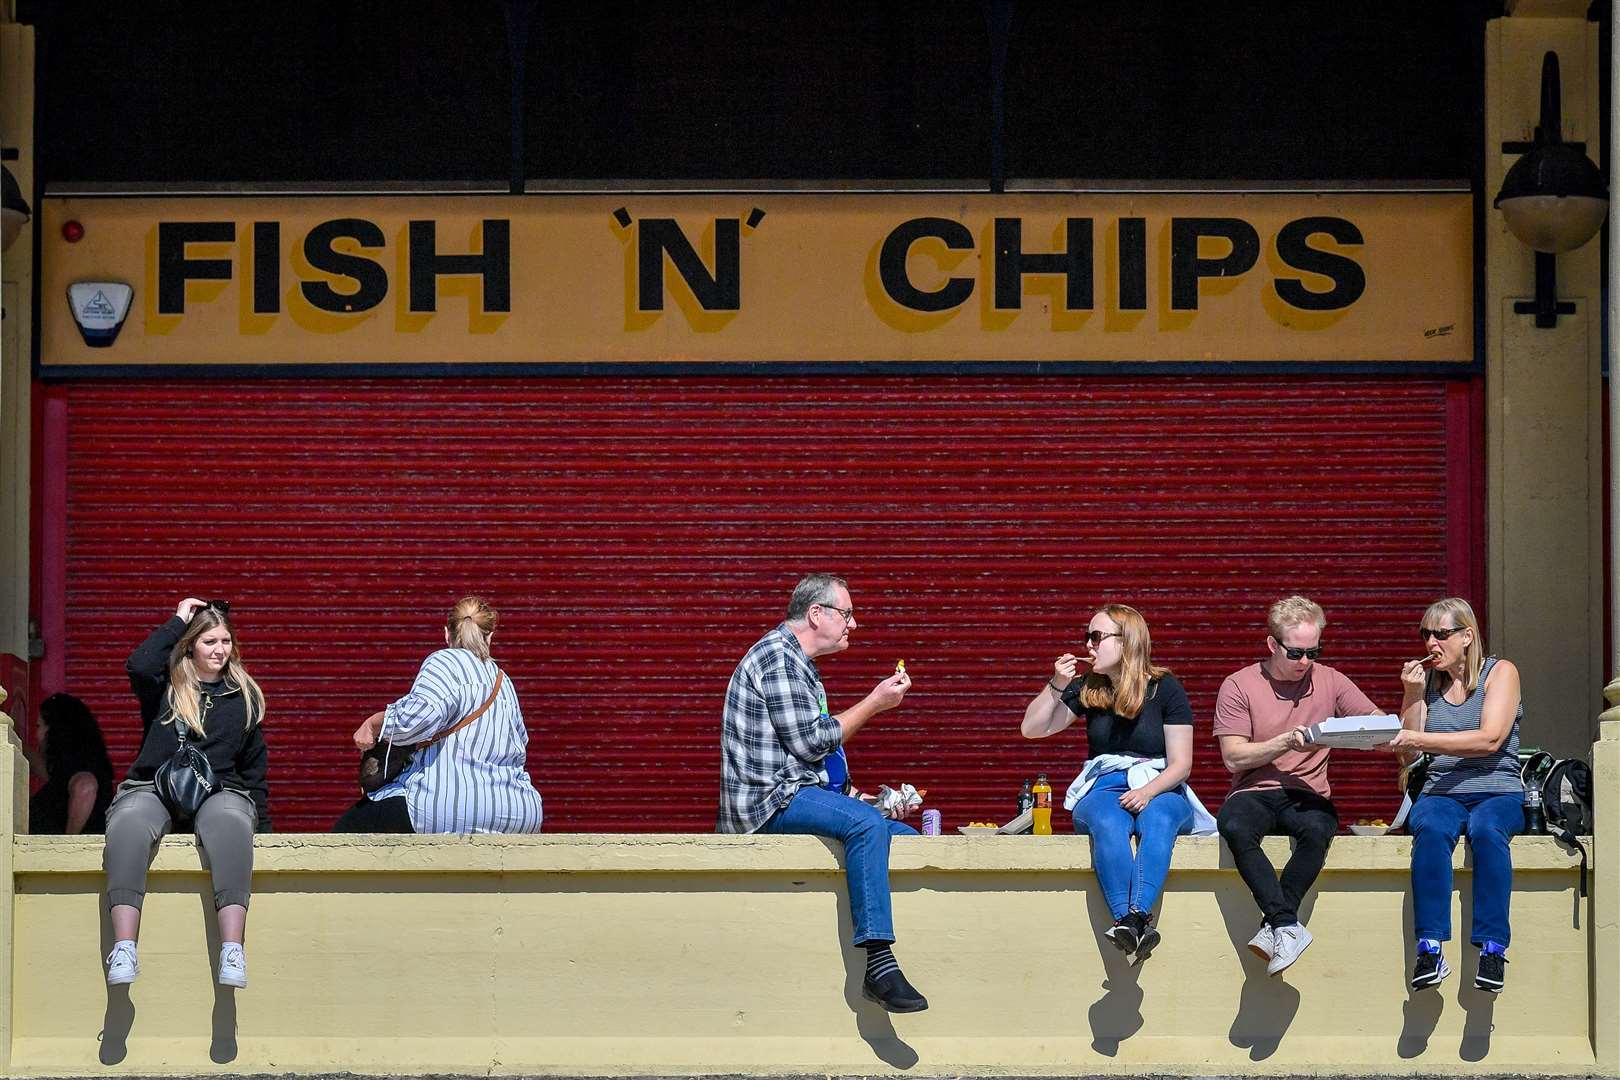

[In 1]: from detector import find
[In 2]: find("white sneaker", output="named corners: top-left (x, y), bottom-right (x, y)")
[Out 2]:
top-left (218, 942), bottom-right (247, 988)
top-left (105, 940), bottom-right (139, 986)
top-left (1267, 923), bottom-right (1313, 976)
top-left (1248, 924), bottom-right (1276, 960)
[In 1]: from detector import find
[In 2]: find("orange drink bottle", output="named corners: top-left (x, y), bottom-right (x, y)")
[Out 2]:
top-left (1032, 773), bottom-right (1053, 835)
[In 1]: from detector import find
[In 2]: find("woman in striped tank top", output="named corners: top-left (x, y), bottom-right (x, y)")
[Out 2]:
top-left (1382, 597), bottom-right (1523, 995)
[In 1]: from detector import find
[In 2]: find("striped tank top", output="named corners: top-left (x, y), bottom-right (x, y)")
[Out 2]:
top-left (1422, 655), bottom-right (1523, 799)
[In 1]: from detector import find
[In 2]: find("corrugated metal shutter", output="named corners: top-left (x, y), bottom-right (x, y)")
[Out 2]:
top-left (55, 375), bottom-right (1461, 833)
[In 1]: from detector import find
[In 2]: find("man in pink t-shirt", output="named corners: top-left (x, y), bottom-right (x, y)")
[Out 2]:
top-left (1212, 595), bottom-right (1383, 977)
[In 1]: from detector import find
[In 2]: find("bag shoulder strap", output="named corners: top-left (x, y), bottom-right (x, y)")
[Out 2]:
top-left (425, 669), bottom-right (504, 747)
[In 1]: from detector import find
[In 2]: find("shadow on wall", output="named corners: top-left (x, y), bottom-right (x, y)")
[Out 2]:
top-left (1396, 871), bottom-right (1502, 1062)
top-left (1210, 858), bottom-right (1309, 1061)
top-left (823, 837), bottom-right (918, 1070)
top-left (95, 866), bottom-right (239, 1065)
top-left (1081, 881), bottom-right (1143, 1056)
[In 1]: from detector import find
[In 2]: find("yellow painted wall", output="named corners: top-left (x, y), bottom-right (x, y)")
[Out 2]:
top-left (1, 717), bottom-right (1614, 1077)
top-left (1, 825), bottom-right (1605, 1076)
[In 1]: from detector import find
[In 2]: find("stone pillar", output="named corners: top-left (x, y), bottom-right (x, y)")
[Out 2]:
top-left (1592, 699), bottom-right (1619, 1075)
top-left (0, 684), bottom-right (27, 1071)
top-left (1485, 13), bottom-right (1605, 754)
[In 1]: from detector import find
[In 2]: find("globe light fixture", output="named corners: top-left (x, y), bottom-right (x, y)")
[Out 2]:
top-left (1493, 52), bottom-right (1609, 328)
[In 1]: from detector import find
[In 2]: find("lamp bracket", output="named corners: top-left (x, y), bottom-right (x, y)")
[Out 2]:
top-left (1502, 139), bottom-right (1585, 155)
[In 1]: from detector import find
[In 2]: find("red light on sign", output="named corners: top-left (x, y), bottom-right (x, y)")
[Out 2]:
top-left (62, 220), bottom-right (85, 242)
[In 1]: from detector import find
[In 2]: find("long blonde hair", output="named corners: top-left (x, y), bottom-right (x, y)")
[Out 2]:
top-left (448, 595), bottom-right (498, 660)
top-left (165, 606), bottom-right (266, 736)
top-left (1077, 603), bottom-right (1171, 719)
top-left (1422, 596), bottom-right (1484, 694)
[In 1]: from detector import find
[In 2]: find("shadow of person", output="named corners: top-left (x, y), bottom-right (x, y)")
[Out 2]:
top-left (1452, 876), bottom-right (1495, 1063)
top-left (97, 906), bottom-right (134, 1065)
top-left (1396, 888), bottom-right (1443, 1059)
top-left (819, 837), bottom-right (919, 1070)
top-left (1458, 969), bottom-right (1497, 1062)
top-left (196, 872), bottom-right (239, 1063)
top-left (1212, 872), bottom-right (1307, 1060)
top-left (1081, 884), bottom-right (1142, 1057)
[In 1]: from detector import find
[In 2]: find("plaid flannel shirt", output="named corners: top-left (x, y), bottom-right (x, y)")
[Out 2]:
top-left (717, 623), bottom-right (844, 833)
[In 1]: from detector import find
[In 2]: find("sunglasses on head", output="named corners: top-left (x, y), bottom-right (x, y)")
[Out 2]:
top-left (1272, 636), bottom-right (1321, 661)
top-left (1419, 626), bottom-right (1466, 642)
top-left (199, 600), bottom-right (231, 617)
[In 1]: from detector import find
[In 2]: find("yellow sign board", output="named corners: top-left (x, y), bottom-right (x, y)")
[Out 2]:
top-left (40, 192), bottom-right (1473, 366)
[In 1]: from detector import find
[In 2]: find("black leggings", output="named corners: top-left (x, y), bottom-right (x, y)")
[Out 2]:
top-left (332, 795), bottom-right (415, 833)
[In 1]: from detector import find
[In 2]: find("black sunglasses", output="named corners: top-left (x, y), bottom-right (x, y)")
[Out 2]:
top-left (1419, 626), bottom-right (1466, 642)
top-left (1272, 636), bottom-right (1321, 661)
top-left (1084, 630), bottom-right (1123, 647)
top-left (199, 600), bottom-right (231, 617)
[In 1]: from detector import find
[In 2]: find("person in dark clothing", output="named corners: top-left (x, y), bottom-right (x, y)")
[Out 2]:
top-left (102, 598), bottom-right (270, 990)
top-left (27, 692), bottom-right (115, 834)
top-left (1021, 603), bottom-right (1215, 963)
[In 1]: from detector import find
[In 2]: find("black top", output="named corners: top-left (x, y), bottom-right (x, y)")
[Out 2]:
top-left (1061, 674), bottom-right (1194, 758)
top-left (29, 771), bottom-right (114, 834)
top-left (125, 616), bottom-right (273, 831)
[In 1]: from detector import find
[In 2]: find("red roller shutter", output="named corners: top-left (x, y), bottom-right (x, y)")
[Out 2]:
top-left (53, 375), bottom-right (1465, 832)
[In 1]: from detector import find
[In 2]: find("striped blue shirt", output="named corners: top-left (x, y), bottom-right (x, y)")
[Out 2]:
top-left (369, 648), bottom-right (544, 834)
top-left (1422, 655), bottom-right (1524, 800)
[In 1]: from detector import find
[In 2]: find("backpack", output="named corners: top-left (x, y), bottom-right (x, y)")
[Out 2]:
top-left (1541, 758), bottom-right (1594, 838)
top-left (1523, 752), bottom-right (1593, 896)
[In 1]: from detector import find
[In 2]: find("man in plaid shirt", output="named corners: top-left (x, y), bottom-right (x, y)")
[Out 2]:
top-left (718, 573), bottom-right (925, 1012)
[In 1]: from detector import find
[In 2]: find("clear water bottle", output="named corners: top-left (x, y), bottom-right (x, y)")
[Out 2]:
top-left (1523, 786), bottom-right (1546, 835)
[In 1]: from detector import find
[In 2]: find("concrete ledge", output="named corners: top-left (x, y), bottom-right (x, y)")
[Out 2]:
top-left (9, 832), bottom-right (1593, 875)
top-left (4, 832), bottom-right (1600, 1078)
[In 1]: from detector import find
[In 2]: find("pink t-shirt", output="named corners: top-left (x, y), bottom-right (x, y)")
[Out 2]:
top-left (1211, 662), bottom-right (1380, 799)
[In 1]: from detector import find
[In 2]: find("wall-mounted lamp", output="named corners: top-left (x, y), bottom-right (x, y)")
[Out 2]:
top-left (1493, 51), bottom-right (1609, 329)
top-left (1, 144), bottom-right (29, 254)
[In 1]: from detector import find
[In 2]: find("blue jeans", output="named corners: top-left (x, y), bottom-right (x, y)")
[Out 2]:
top-left (1409, 790), bottom-right (1524, 947)
top-left (1071, 770), bottom-right (1193, 920)
top-left (759, 785), bottom-right (916, 945)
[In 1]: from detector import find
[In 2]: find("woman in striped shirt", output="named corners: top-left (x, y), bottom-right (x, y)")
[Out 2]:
top-left (336, 597), bottom-right (543, 834)
top-left (1383, 597), bottom-right (1523, 995)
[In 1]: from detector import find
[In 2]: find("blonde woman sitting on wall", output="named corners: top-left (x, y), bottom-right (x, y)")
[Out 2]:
top-left (337, 596), bottom-right (543, 834)
top-left (104, 598), bottom-right (271, 989)
top-left (1381, 597), bottom-right (1524, 995)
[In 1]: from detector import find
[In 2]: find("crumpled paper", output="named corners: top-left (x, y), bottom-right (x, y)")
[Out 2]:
top-left (860, 783), bottom-right (925, 820)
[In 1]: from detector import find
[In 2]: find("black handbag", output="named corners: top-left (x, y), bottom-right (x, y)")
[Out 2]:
top-left (154, 703), bottom-right (220, 820)
top-left (359, 670), bottom-right (503, 793)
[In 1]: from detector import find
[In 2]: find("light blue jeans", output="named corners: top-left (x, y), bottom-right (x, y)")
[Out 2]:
top-left (759, 785), bottom-right (917, 945)
top-left (1071, 770), bottom-right (1193, 920)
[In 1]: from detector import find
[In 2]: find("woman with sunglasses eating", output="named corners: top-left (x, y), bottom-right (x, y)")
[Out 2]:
top-left (1021, 604), bottom-right (1215, 962)
top-left (103, 598), bottom-right (270, 990)
top-left (1382, 597), bottom-right (1523, 994)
